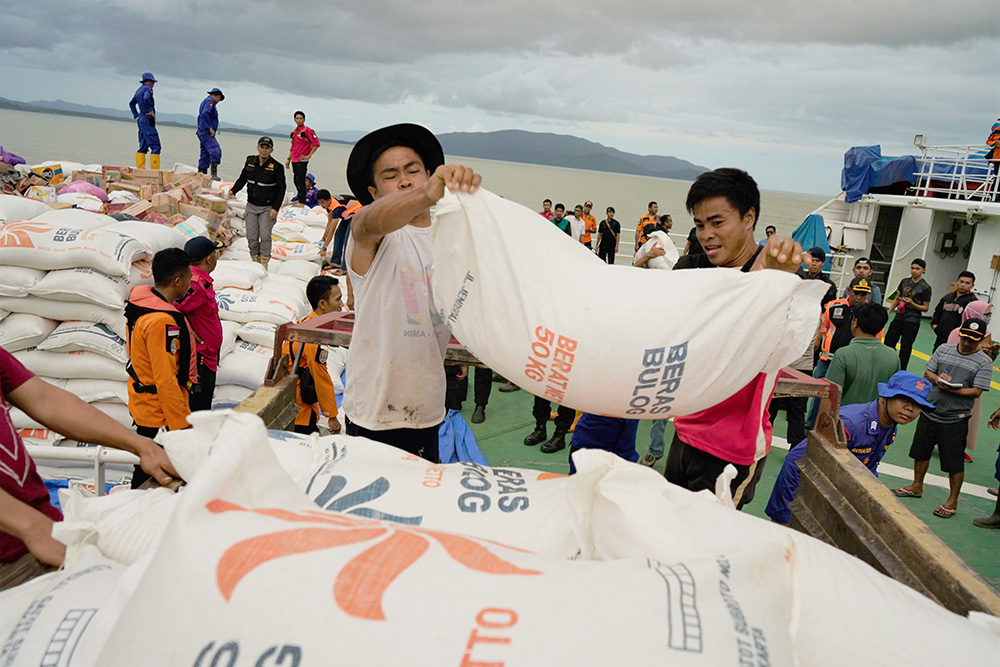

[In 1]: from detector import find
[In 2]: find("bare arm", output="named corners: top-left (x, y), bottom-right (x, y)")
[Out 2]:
top-left (923, 368), bottom-right (983, 397)
top-left (0, 487), bottom-right (64, 566)
top-left (349, 164), bottom-right (480, 277)
top-left (9, 377), bottom-right (179, 484)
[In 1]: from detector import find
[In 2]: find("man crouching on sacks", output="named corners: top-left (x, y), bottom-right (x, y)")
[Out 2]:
top-left (341, 124), bottom-right (480, 463)
top-left (668, 168), bottom-right (804, 509)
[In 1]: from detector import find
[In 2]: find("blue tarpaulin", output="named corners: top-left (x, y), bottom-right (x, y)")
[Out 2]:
top-left (437, 409), bottom-right (488, 465)
top-left (792, 214), bottom-right (831, 271)
top-left (841, 145), bottom-right (919, 203)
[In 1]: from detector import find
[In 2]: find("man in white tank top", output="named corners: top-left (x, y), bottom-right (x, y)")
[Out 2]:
top-left (343, 124), bottom-right (482, 462)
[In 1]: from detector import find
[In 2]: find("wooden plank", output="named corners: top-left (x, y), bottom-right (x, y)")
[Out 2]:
top-left (792, 432), bottom-right (1000, 616)
top-left (235, 375), bottom-right (298, 430)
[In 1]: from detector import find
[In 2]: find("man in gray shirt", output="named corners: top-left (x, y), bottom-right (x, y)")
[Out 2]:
top-left (893, 318), bottom-right (992, 519)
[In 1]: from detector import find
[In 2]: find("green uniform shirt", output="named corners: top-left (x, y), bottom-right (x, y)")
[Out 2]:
top-left (825, 337), bottom-right (901, 406)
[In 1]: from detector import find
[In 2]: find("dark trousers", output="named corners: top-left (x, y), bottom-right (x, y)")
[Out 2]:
top-left (130, 424), bottom-right (161, 489)
top-left (598, 245), bottom-right (616, 264)
top-left (768, 396), bottom-right (807, 448)
top-left (292, 161), bottom-right (309, 204)
top-left (345, 416), bottom-right (440, 463)
top-left (532, 396), bottom-right (574, 430)
top-left (330, 219), bottom-right (351, 267)
top-left (294, 409), bottom-right (319, 435)
top-left (445, 365), bottom-right (492, 411)
top-left (188, 362), bottom-right (217, 412)
top-left (664, 432), bottom-right (767, 510)
top-left (883, 317), bottom-right (921, 370)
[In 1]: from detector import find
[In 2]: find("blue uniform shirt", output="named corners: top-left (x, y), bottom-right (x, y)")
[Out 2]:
top-left (129, 83), bottom-right (155, 118)
top-left (198, 96), bottom-right (219, 133)
top-left (765, 400), bottom-right (896, 523)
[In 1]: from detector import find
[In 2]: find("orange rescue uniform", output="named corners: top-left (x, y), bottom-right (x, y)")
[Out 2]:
top-left (635, 214), bottom-right (657, 245)
top-left (283, 310), bottom-right (338, 428)
top-left (125, 285), bottom-right (197, 431)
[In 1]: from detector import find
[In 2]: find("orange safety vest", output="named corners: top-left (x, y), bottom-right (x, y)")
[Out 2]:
top-left (582, 213), bottom-right (597, 243)
top-left (125, 285), bottom-right (198, 430)
top-left (636, 215), bottom-right (656, 244)
top-left (283, 310), bottom-right (338, 426)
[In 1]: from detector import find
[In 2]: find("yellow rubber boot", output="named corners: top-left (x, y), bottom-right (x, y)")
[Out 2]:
top-left (149, 154), bottom-right (160, 170)
top-left (135, 152), bottom-right (146, 169)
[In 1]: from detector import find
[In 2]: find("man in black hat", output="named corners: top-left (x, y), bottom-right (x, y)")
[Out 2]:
top-left (197, 88), bottom-right (225, 178)
top-left (229, 136), bottom-right (285, 268)
top-left (342, 124), bottom-right (480, 462)
top-left (884, 258), bottom-right (931, 370)
top-left (797, 246), bottom-right (836, 309)
top-left (177, 236), bottom-right (225, 411)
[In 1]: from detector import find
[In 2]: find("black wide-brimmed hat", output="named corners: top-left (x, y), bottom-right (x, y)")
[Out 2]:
top-left (346, 123), bottom-right (444, 205)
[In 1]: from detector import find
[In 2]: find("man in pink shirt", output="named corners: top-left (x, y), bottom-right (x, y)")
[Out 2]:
top-left (669, 168), bottom-right (805, 508)
top-left (285, 110), bottom-right (321, 206)
top-left (177, 236), bottom-right (225, 412)
top-left (1, 348), bottom-right (177, 590)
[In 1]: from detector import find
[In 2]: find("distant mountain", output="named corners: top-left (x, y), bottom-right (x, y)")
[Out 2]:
top-left (1, 97), bottom-right (708, 180)
top-left (438, 130), bottom-right (707, 181)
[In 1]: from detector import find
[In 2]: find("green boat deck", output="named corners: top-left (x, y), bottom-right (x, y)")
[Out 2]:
top-left (458, 319), bottom-right (1000, 590)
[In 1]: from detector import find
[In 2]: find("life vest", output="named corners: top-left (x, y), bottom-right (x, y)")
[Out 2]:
top-left (125, 285), bottom-right (199, 394)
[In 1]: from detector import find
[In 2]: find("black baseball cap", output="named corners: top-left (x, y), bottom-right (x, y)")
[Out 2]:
top-left (346, 123), bottom-right (444, 205)
top-left (959, 318), bottom-right (988, 342)
top-left (185, 236), bottom-right (224, 261)
top-left (911, 258), bottom-right (926, 269)
top-left (806, 246), bottom-right (826, 263)
top-left (258, 136), bottom-right (274, 147)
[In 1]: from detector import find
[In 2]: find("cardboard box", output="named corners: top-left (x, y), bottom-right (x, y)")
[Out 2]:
top-left (122, 201), bottom-right (154, 218)
top-left (169, 214), bottom-right (187, 226)
top-left (179, 202), bottom-right (212, 220)
top-left (105, 201), bottom-right (134, 215)
top-left (146, 212), bottom-right (173, 226)
top-left (195, 193), bottom-right (227, 215)
top-left (108, 182), bottom-right (142, 196)
top-left (140, 183), bottom-right (162, 200)
top-left (71, 170), bottom-right (108, 190)
top-left (151, 192), bottom-right (181, 217)
top-left (45, 202), bottom-right (76, 210)
top-left (24, 185), bottom-right (57, 202)
top-left (30, 164), bottom-right (65, 184)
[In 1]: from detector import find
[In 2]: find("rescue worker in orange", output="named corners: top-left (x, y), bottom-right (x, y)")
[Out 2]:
top-left (125, 248), bottom-right (197, 487)
top-left (635, 201), bottom-right (658, 251)
top-left (284, 275), bottom-right (342, 434)
top-left (581, 201), bottom-right (598, 249)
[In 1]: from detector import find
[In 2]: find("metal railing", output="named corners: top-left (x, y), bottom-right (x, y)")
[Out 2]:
top-left (26, 445), bottom-right (138, 497)
top-left (913, 143), bottom-right (998, 201)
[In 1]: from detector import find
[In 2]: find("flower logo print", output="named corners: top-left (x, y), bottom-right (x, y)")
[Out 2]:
top-left (208, 500), bottom-right (541, 621)
top-left (0, 222), bottom-right (50, 248)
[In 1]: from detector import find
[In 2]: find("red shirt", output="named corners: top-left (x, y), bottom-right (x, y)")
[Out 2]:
top-left (289, 125), bottom-right (320, 163)
top-left (1, 348), bottom-right (61, 562)
top-left (176, 265), bottom-right (223, 371)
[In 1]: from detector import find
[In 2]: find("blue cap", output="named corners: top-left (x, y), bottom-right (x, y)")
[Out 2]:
top-left (877, 371), bottom-right (935, 410)
top-left (306, 173), bottom-right (315, 183)
top-left (141, 72), bottom-right (158, 83)
top-left (184, 236), bottom-right (225, 261)
top-left (207, 87), bottom-right (225, 101)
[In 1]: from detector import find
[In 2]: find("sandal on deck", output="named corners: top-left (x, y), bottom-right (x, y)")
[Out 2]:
top-left (893, 488), bottom-right (922, 498)
top-left (933, 505), bottom-right (956, 519)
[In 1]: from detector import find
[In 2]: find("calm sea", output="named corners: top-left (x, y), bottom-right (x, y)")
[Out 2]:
top-left (3, 109), bottom-right (829, 241)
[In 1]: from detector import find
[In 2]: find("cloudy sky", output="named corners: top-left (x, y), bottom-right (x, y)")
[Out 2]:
top-left (3, 0), bottom-right (998, 194)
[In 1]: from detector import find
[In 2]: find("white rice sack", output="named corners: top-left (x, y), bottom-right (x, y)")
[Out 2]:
top-left (277, 259), bottom-right (321, 281)
top-left (0, 296), bottom-right (127, 338)
top-left (220, 243), bottom-right (250, 261)
top-left (430, 188), bottom-right (827, 418)
top-left (215, 340), bottom-right (271, 388)
top-left (175, 215), bottom-right (209, 240)
top-left (17, 427), bottom-right (64, 446)
top-left (105, 220), bottom-right (187, 253)
top-left (0, 313), bottom-right (58, 352)
top-left (64, 378), bottom-right (129, 403)
top-left (271, 228), bottom-right (310, 243)
top-left (96, 411), bottom-right (797, 666)
top-left (227, 199), bottom-right (247, 217)
top-left (634, 230), bottom-right (679, 270)
top-left (272, 220), bottom-right (306, 234)
top-left (221, 320), bottom-right (239, 359)
top-left (0, 266), bottom-right (46, 297)
top-left (213, 383), bottom-right (254, 406)
top-left (14, 348), bottom-right (127, 381)
top-left (228, 216), bottom-right (246, 237)
top-left (173, 162), bottom-right (199, 174)
top-left (276, 204), bottom-right (327, 227)
top-left (216, 258), bottom-right (266, 280)
top-left (211, 265), bottom-right (262, 291)
top-left (36, 321), bottom-right (129, 363)
top-left (10, 406), bottom-right (43, 429)
top-left (0, 546), bottom-right (128, 667)
top-left (0, 194), bottom-right (51, 223)
top-left (327, 346), bottom-right (347, 393)
top-left (234, 321), bottom-right (277, 348)
top-left (257, 278), bottom-right (309, 319)
top-left (29, 260), bottom-right (153, 310)
top-left (270, 241), bottom-right (321, 262)
top-left (0, 222), bottom-right (150, 275)
top-left (302, 226), bottom-right (326, 244)
top-left (31, 208), bottom-right (118, 229)
top-left (216, 289), bottom-right (297, 326)
top-left (92, 401), bottom-right (134, 428)
top-left (567, 449), bottom-right (1000, 665)
top-left (55, 192), bottom-right (105, 212)
top-left (108, 190), bottom-right (140, 204)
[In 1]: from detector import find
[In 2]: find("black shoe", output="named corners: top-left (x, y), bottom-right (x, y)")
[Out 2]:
top-left (471, 405), bottom-right (486, 424)
top-left (973, 514), bottom-right (1000, 529)
top-left (210, 162), bottom-right (219, 179)
top-left (498, 382), bottom-right (520, 393)
top-left (540, 428), bottom-right (568, 453)
top-left (523, 425), bottom-right (547, 446)
top-left (492, 372), bottom-right (506, 383)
